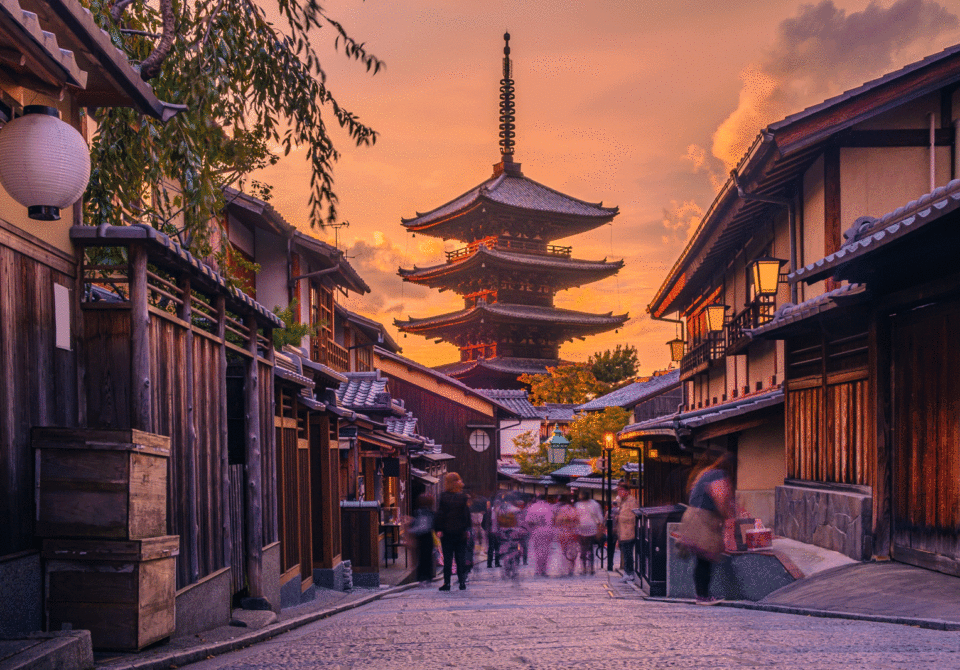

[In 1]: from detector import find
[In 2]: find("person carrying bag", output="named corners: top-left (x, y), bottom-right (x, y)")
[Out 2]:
top-left (678, 452), bottom-right (735, 605)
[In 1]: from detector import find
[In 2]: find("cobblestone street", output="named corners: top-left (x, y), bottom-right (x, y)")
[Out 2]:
top-left (182, 559), bottom-right (960, 670)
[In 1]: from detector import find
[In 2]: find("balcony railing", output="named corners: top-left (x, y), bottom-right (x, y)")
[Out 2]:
top-left (446, 236), bottom-right (572, 262)
top-left (725, 296), bottom-right (776, 355)
top-left (312, 338), bottom-right (350, 372)
top-left (679, 332), bottom-right (724, 380)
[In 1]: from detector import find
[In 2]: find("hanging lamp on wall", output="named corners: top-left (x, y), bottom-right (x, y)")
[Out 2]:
top-left (0, 106), bottom-right (91, 221)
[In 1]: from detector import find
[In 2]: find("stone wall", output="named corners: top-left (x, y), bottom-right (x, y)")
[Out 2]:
top-left (775, 485), bottom-right (872, 561)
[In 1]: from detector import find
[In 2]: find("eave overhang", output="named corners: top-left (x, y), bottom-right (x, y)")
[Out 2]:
top-left (648, 44), bottom-right (960, 319)
top-left (399, 245), bottom-right (623, 290)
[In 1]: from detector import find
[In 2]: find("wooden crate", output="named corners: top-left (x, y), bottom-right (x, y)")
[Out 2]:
top-left (43, 536), bottom-right (179, 650)
top-left (33, 428), bottom-right (170, 540)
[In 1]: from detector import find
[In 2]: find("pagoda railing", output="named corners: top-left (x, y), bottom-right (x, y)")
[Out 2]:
top-left (446, 236), bottom-right (572, 262)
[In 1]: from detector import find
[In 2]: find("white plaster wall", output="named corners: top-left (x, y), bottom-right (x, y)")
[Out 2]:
top-left (254, 228), bottom-right (289, 314)
top-left (737, 419), bottom-right (785, 492)
top-left (841, 146), bottom-right (952, 227)
top-left (499, 419), bottom-right (541, 457)
top-left (229, 216), bottom-right (255, 256)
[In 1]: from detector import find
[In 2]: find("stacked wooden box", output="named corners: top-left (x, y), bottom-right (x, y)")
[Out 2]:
top-left (34, 428), bottom-right (179, 650)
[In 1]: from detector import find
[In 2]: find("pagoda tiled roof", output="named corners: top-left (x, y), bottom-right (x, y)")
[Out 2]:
top-left (400, 172), bottom-right (618, 238)
top-left (397, 303), bottom-right (628, 334)
top-left (399, 245), bottom-right (622, 290)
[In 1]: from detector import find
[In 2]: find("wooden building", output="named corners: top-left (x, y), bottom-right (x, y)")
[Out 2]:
top-left (223, 189), bottom-right (373, 601)
top-left (374, 346), bottom-right (519, 496)
top-left (756, 177), bottom-right (960, 575)
top-left (640, 43), bottom-right (960, 558)
top-left (396, 34), bottom-right (626, 389)
top-left (0, 0), bottom-right (185, 638)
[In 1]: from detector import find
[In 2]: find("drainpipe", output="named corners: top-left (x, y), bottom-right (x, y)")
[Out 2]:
top-left (730, 169), bottom-right (798, 305)
top-left (954, 118), bottom-right (960, 181)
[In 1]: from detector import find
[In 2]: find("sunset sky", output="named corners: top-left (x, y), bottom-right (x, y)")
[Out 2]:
top-left (252, 0), bottom-right (960, 375)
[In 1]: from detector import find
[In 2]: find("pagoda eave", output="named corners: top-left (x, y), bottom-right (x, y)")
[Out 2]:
top-left (398, 247), bottom-right (623, 291)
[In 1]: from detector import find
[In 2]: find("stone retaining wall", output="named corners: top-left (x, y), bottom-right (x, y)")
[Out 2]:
top-left (775, 485), bottom-right (872, 561)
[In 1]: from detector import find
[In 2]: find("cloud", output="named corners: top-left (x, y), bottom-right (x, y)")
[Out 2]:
top-left (660, 200), bottom-right (703, 245)
top-left (713, 0), bottom-right (960, 167)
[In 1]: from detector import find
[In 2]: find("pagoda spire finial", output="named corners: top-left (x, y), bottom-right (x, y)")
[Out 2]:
top-left (498, 31), bottom-right (516, 161)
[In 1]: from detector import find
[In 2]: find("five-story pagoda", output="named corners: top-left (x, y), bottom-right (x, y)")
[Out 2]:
top-left (396, 34), bottom-right (628, 389)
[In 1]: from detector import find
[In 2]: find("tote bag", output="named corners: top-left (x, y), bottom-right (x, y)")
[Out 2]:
top-left (677, 506), bottom-right (724, 562)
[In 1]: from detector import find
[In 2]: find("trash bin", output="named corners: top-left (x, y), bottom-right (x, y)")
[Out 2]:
top-left (635, 504), bottom-right (685, 596)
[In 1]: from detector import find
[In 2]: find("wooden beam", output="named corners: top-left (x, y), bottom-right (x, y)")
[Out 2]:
top-left (244, 312), bottom-right (264, 601)
top-left (838, 128), bottom-right (953, 147)
top-left (128, 244), bottom-right (151, 431)
top-left (179, 276), bottom-right (200, 583)
top-left (216, 295), bottom-right (232, 574)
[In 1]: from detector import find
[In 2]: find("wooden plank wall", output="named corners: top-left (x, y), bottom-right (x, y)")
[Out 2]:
top-left (227, 464), bottom-right (246, 593)
top-left (384, 376), bottom-right (498, 495)
top-left (785, 318), bottom-right (874, 487)
top-left (0, 244), bottom-right (78, 556)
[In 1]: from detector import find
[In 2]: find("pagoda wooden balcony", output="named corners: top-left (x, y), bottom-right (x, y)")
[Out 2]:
top-left (446, 236), bottom-right (572, 262)
top-left (679, 332), bottom-right (724, 381)
top-left (725, 296), bottom-right (776, 356)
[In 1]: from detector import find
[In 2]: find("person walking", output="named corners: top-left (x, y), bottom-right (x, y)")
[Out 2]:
top-left (524, 495), bottom-right (555, 577)
top-left (681, 452), bottom-right (735, 605)
top-left (554, 495), bottom-right (579, 577)
top-left (616, 482), bottom-right (638, 582)
top-left (408, 493), bottom-right (436, 583)
top-left (575, 490), bottom-right (604, 575)
top-left (434, 472), bottom-right (472, 591)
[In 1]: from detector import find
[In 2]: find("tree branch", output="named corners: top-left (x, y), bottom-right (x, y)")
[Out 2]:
top-left (140, 0), bottom-right (177, 80)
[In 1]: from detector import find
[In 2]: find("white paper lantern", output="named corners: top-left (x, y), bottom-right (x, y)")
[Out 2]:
top-left (0, 106), bottom-right (91, 221)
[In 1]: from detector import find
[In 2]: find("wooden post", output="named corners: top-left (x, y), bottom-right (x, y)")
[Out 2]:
top-left (128, 244), bottom-right (152, 431)
top-left (216, 295), bottom-right (232, 572)
top-left (244, 313), bottom-right (264, 601)
top-left (180, 277), bottom-right (200, 583)
top-left (264, 327), bottom-right (278, 546)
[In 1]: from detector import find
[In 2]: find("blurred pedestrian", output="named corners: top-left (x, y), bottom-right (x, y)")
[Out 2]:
top-left (554, 495), bottom-right (578, 577)
top-left (616, 482), bottom-right (638, 582)
top-left (434, 472), bottom-right (471, 591)
top-left (485, 496), bottom-right (501, 568)
top-left (408, 493), bottom-right (436, 583)
top-left (681, 452), bottom-right (735, 605)
top-left (575, 490), bottom-right (604, 575)
top-left (525, 495), bottom-right (555, 576)
top-left (470, 494), bottom-right (488, 562)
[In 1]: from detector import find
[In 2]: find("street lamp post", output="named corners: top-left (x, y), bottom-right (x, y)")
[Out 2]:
top-left (603, 432), bottom-right (615, 572)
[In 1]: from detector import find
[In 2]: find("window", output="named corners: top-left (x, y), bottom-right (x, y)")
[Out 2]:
top-left (468, 429), bottom-right (490, 452)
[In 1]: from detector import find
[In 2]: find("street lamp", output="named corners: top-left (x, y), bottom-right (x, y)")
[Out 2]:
top-left (547, 426), bottom-right (569, 465)
top-left (603, 432), bottom-right (615, 572)
top-left (749, 255), bottom-right (787, 296)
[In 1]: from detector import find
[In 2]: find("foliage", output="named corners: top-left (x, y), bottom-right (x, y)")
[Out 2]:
top-left (272, 299), bottom-right (317, 349)
top-left (81, 0), bottom-right (382, 257)
top-left (514, 430), bottom-right (556, 477)
top-left (567, 407), bottom-right (633, 473)
top-left (588, 344), bottom-right (639, 384)
top-left (519, 363), bottom-right (609, 405)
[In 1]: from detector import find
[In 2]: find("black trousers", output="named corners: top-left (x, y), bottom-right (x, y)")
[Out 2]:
top-left (441, 534), bottom-right (469, 586)
top-left (619, 538), bottom-right (635, 575)
top-left (694, 556), bottom-right (712, 597)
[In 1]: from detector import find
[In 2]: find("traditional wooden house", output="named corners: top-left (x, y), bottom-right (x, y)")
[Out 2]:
top-left (222, 190), bottom-right (372, 602)
top-left (335, 304), bottom-right (401, 371)
top-left (373, 346), bottom-right (519, 496)
top-left (0, 0), bottom-right (187, 638)
top-left (395, 34), bottom-right (626, 389)
top-left (579, 370), bottom-right (682, 423)
top-left (640, 43), bottom-right (960, 552)
top-left (478, 389), bottom-right (542, 462)
top-left (755, 177), bottom-right (960, 574)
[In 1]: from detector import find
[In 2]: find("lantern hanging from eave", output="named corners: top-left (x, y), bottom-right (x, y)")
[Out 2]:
top-left (749, 256), bottom-right (787, 297)
top-left (705, 303), bottom-right (728, 332)
top-left (667, 337), bottom-right (685, 362)
top-left (0, 106), bottom-right (91, 221)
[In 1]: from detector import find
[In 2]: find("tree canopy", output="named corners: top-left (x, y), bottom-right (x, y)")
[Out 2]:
top-left (588, 344), bottom-right (639, 384)
top-left (513, 407), bottom-right (633, 476)
top-left (519, 363), bottom-right (608, 405)
top-left (82, 0), bottom-right (382, 258)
